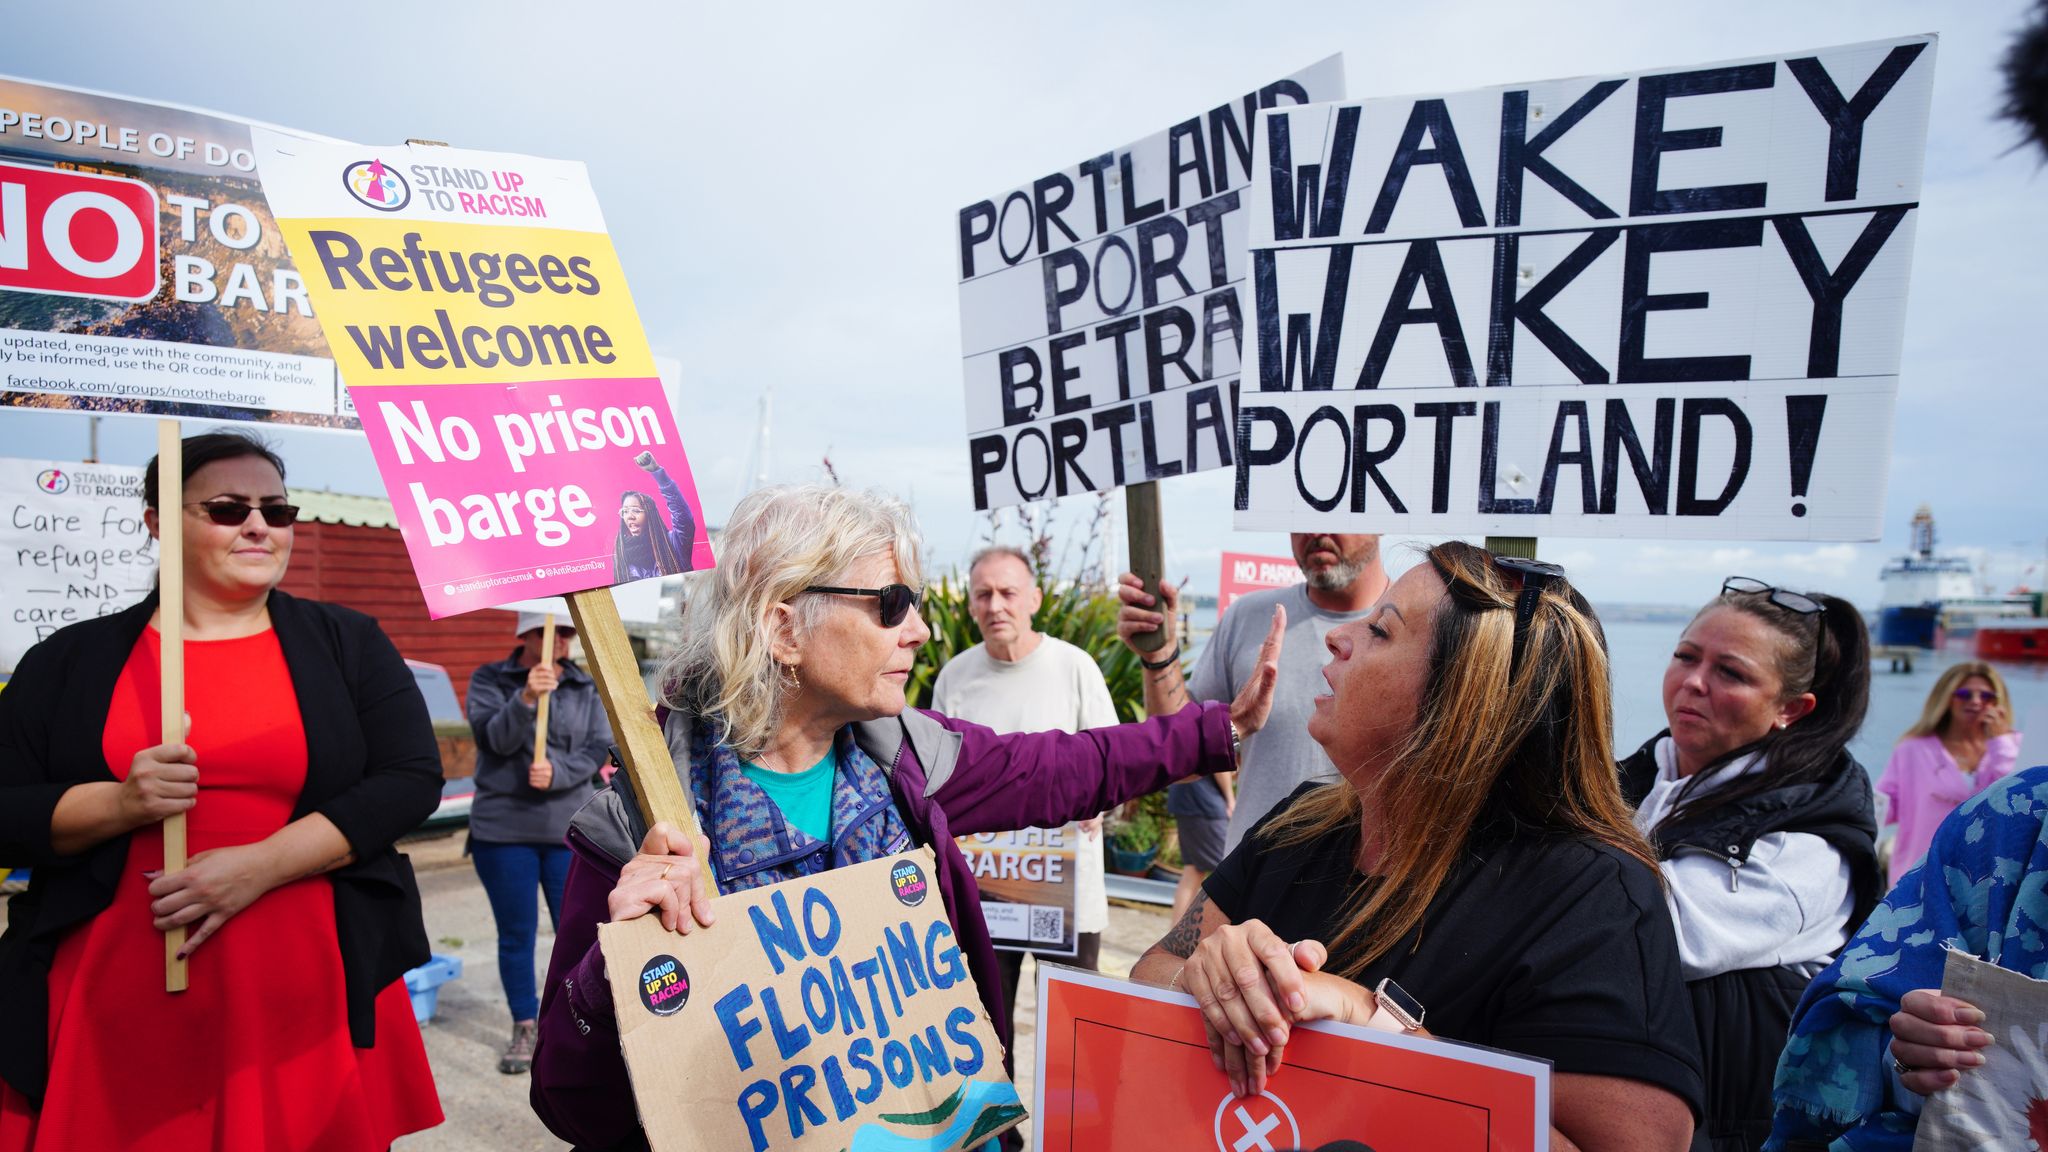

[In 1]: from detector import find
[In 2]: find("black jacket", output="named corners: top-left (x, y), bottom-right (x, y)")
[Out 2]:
top-left (0, 591), bottom-right (442, 1104)
top-left (1619, 732), bottom-right (1881, 1152)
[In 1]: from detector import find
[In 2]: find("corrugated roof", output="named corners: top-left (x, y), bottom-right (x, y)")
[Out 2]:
top-left (290, 487), bottom-right (398, 529)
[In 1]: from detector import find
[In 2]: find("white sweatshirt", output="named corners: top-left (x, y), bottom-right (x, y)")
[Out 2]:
top-left (1631, 737), bottom-right (1855, 982)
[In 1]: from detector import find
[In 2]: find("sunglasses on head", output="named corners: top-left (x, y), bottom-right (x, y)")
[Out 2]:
top-left (1493, 555), bottom-right (1567, 678)
top-left (186, 500), bottom-right (300, 528)
top-left (1722, 576), bottom-right (1823, 616)
top-left (1954, 688), bottom-right (1996, 704)
top-left (806, 583), bottom-right (923, 628)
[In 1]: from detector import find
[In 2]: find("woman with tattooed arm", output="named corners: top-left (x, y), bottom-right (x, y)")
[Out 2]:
top-left (1132, 542), bottom-right (1705, 1152)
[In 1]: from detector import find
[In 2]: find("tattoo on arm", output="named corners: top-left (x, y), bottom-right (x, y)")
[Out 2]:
top-left (295, 852), bottom-right (357, 882)
top-left (1160, 891), bottom-right (1208, 959)
top-left (1146, 665), bottom-right (1191, 715)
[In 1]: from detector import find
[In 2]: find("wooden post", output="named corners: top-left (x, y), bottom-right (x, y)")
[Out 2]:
top-left (1485, 536), bottom-right (1539, 560)
top-left (157, 420), bottom-right (188, 992)
top-left (565, 587), bottom-right (715, 901)
top-left (532, 613), bottom-right (556, 763)
top-left (1124, 482), bottom-right (1169, 653)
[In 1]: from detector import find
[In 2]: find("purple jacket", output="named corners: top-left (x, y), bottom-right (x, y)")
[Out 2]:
top-left (529, 701), bottom-right (1234, 1150)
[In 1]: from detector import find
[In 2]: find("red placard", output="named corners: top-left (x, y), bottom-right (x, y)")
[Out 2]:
top-left (1033, 968), bottom-right (1548, 1152)
top-left (1218, 551), bottom-right (1303, 616)
top-left (0, 160), bottom-right (161, 302)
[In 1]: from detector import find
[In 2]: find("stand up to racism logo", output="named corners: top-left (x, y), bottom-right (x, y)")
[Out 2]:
top-left (341, 158), bottom-right (410, 211)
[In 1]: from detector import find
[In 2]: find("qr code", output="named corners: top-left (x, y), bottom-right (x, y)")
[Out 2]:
top-left (1029, 906), bottom-right (1065, 945)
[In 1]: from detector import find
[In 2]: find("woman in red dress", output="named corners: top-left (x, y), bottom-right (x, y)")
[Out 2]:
top-left (0, 432), bottom-right (445, 1150)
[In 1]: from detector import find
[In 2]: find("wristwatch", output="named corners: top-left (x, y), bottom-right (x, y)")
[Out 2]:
top-left (1227, 720), bottom-right (1243, 765)
top-left (1366, 978), bottom-right (1425, 1033)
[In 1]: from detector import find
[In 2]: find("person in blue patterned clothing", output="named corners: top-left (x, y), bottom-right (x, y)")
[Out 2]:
top-left (611, 451), bottom-right (695, 582)
top-left (1765, 765), bottom-right (2048, 1150)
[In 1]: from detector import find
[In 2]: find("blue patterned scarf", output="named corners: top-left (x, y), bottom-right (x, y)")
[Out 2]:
top-left (1766, 766), bottom-right (2048, 1150)
top-left (687, 715), bottom-right (915, 894)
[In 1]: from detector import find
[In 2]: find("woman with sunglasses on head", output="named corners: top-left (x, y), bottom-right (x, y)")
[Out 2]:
top-left (1874, 662), bottom-right (2021, 887)
top-left (1131, 542), bottom-right (1705, 1152)
top-left (530, 484), bottom-right (1278, 1151)
top-left (1617, 577), bottom-right (1881, 1152)
top-left (0, 432), bottom-right (444, 1150)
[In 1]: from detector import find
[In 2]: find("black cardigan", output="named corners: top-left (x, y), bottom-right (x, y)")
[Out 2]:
top-left (0, 590), bottom-right (443, 1104)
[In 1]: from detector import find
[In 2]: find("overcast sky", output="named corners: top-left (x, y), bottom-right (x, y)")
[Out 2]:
top-left (2, 0), bottom-right (2041, 606)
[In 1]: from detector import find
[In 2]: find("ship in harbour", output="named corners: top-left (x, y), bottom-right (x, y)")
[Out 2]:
top-left (1875, 506), bottom-right (2035, 648)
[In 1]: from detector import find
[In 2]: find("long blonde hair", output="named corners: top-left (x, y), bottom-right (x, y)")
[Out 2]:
top-left (1902, 661), bottom-right (2010, 741)
top-left (660, 484), bottom-right (924, 759)
top-left (1261, 540), bottom-right (1655, 979)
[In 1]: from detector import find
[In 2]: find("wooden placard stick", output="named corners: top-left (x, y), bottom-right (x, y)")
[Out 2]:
top-left (1485, 536), bottom-right (1539, 561)
top-left (565, 587), bottom-right (714, 902)
top-left (532, 613), bottom-right (556, 764)
top-left (157, 419), bottom-right (189, 992)
top-left (1124, 481), bottom-right (1170, 653)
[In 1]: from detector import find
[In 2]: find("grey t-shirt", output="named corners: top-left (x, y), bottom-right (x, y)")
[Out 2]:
top-left (1187, 583), bottom-right (1370, 851)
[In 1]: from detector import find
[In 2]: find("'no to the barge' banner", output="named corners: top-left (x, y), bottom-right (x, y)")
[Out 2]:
top-left (1235, 36), bottom-right (1934, 541)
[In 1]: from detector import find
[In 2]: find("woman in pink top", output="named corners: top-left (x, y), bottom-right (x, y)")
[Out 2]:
top-left (1875, 661), bottom-right (2022, 885)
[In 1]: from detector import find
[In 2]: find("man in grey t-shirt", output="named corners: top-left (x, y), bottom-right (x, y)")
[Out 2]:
top-left (1118, 533), bottom-right (1387, 851)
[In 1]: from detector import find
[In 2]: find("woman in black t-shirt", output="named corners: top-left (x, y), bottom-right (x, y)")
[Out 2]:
top-left (1132, 541), bottom-right (1704, 1152)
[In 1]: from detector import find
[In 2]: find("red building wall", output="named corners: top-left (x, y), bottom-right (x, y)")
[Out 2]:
top-left (278, 521), bottom-right (517, 709)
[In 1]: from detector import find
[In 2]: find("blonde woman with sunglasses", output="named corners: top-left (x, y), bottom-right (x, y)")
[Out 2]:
top-left (531, 484), bottom-right (1278, 1151)
top-left (1875, 661), bottom-right (2022, 886)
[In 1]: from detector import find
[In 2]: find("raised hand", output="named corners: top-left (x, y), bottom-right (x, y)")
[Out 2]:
top-left (1227, 604), bottom-right (1286, 738)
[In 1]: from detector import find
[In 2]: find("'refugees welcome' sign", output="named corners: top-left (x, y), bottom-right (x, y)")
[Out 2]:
top-left (598, 850), bottom-right (1023, 1152)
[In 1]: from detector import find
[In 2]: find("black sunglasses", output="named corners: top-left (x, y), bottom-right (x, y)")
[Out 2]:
top-left (1722, 577), bottom-right (1823, 616)
top-left (186, 500), bottom-right (300, 528)
top-left (806, 583), bottom-right (923, 627)
top-left (1494, 555), bottom-right (1567, 678)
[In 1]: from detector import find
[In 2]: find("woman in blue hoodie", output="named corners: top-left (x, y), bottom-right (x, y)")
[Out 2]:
top-left (611, 451), bottom-right (695, 582)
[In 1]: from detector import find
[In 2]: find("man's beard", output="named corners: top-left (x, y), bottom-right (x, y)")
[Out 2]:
top-left (1305, 557), bottom-right (1363, 592)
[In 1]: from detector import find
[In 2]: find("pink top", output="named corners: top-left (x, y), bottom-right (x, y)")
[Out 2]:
top-left (1875, 731), bottom-right (2024, 886)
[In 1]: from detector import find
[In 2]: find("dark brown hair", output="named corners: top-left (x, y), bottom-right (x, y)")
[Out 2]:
top-left (1262, 540), bottom-right (1655, 978)
top-left (142, 431), bottom-right (286, 510)
top-left (1660, 585), bottom-right (1870, 827)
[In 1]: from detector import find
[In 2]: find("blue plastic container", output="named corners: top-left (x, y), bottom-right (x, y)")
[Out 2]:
top-left (403, 954), bottom-right (463, 1023)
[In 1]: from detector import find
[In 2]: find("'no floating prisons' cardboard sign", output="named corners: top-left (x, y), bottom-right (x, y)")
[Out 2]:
top-left (1235, 36), bottom-right (1935, 541)
top-left (598, 850), bottom-right (1023, 1152)
top-left (251, 134), bottom-right (711, 616)
top-left (956, 56), bottom-right (1345, 511)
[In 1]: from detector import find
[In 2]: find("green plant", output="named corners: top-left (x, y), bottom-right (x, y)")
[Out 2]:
top-left (905, 531), bottom-right (1152, 724)
top-left (1109, 793), bottom-right (1170, 853)
top-left (907, 495), bottom-right (1186, 865)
